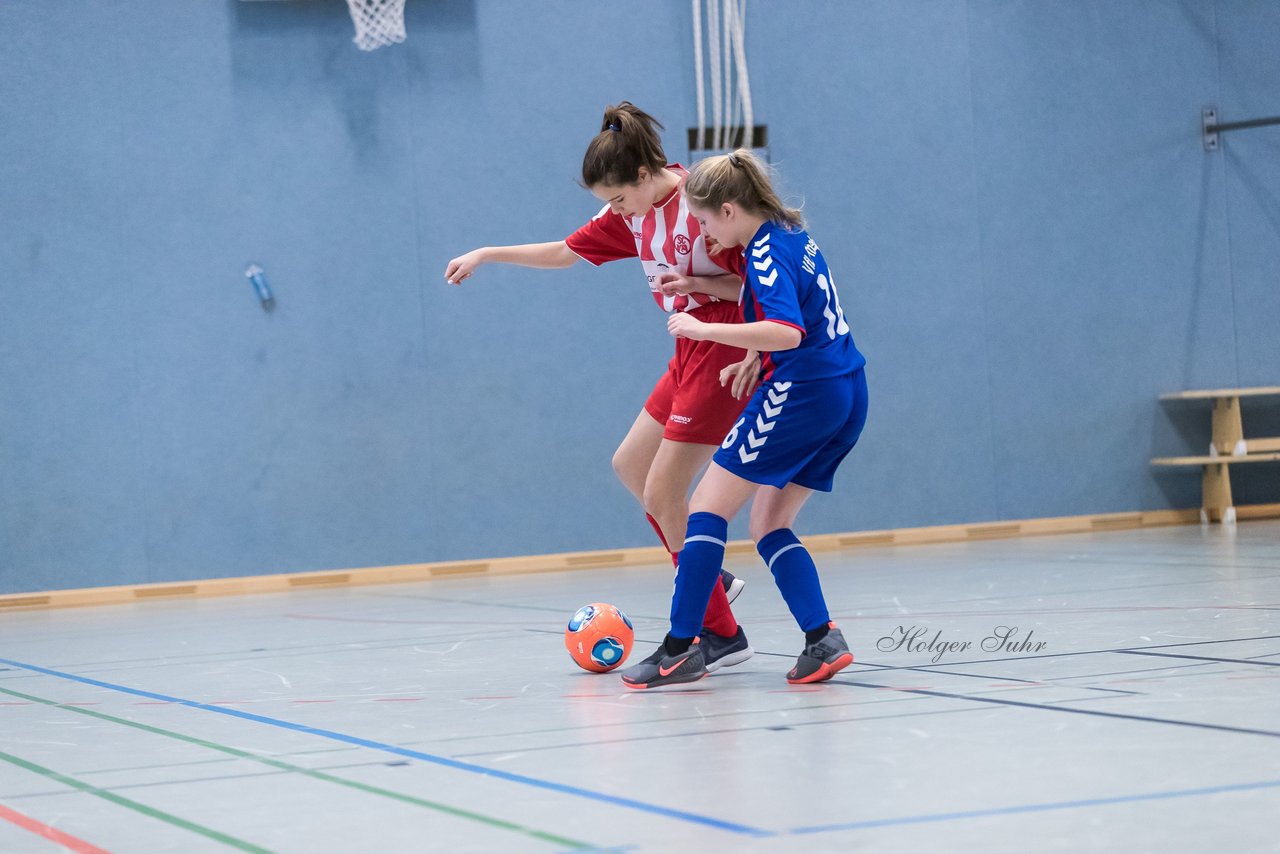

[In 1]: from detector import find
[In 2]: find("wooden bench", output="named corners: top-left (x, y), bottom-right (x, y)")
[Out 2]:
top-left (1152, 386), bottom-right (1280, 523)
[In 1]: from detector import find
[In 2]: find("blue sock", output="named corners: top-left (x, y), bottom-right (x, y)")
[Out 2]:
top-left (670, 512), bottom-right (728, 639)
top-left (758, 528), bottom-right (830, 632)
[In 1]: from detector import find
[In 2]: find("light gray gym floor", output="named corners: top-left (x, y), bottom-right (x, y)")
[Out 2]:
top-left (2, 520), bottom-right (1278, 853)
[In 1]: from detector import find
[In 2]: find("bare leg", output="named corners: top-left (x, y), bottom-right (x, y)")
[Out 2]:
top-left (611, 410), bottom-right (666, 503)
top-left (688, 461), bottom-right (764, 521)
top-left (643, 439), bottom-right (718, 549)
top-left (748, 483), bottom-right (815, 543)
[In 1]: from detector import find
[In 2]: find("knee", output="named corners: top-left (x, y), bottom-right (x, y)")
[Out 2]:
top-left (642, 481), bottom-right (682, 521)
top-left (747, 504), bottom-right (772, 543)
top-left (749, 508), bottom-right (794, 544)
top-left (612, 447), bottom-right (644, 496)
top-left (748, 516), bottom-right (774, 545)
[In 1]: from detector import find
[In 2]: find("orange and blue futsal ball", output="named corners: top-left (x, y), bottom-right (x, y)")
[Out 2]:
top-left (564, 603), bottom-right (634, 672)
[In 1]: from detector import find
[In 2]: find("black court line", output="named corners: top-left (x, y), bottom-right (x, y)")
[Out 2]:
top-left (0, 633), bottom-right (498, 681)
top-left (846, 661), bottom-right (1143, 694)
top-left (834, 681), bottom-right (1280, 739)
top-left (864, 633), bottom-right (1280, 671)
top-left (908, 571), bottom-right (1280, 608)
top-left (790, 778), bottom-right (1280, 835)
top-left (1116, 650), bottom-right (1280, 667)
top-left (602, 635), bottom-right (1145, 697)
top-left (747, 643), bottom-right (1147, 696)
top-left (1051, 662), bottom-right (1229, 681)
top-left (0, 632), bottom-right (477, 674)
top-left (412, 681), bottom-right (980, 748)
top-left (450, 702), bottom-right (1014, 759)
top-left (2, 767), bottom-right (294, 803)
top-left (450, 691), bottom-right (1140, 760)
top-left (374, 593), bottom-right (595, 614)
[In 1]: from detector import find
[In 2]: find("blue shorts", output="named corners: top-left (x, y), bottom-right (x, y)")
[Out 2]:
top-left (712, 369), bottom-right (868, 492)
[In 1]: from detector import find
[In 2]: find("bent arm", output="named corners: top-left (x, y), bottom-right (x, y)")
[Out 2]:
top-left (698, 320), bottom-right (803, 352)
top-left (689, 274), bottom-right (743, 302)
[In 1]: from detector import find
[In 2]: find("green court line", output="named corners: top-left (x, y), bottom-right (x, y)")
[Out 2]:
top-left (0, 749), bottom-right (270, 853)
top-left (0, 685), bottom-right (592, 850)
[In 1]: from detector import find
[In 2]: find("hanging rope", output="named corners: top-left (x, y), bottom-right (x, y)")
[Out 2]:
top-left (693, 0), bottom-right (706, 150)
top-left (732, 0), bottom-right (753, 149)
top-left (693, 0), bottom-right (754, 152)
top-left (706, 0), bottom-right (721, 151)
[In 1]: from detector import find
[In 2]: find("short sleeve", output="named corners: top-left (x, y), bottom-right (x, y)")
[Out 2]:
top-left (565, 206), bottom-right (639, 267)
top-left (709, 246), bottom-right (745, 277)
top-left (747, 241), bottom-right (805, 335)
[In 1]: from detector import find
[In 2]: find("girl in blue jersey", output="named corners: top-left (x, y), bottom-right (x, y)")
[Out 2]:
top-left (621, 150), bottom-right (869, 690)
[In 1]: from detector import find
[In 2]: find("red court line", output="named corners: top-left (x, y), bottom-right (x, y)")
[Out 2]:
top-left (0, 803), bottom-right (111, 854)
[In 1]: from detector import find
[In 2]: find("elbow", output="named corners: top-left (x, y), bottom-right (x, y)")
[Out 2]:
top-left (556, 242), bottom-right (580, 268)
top-left (775, 327), bottom-right (803, 351)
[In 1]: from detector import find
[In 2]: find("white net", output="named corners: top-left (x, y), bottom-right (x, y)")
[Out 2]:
top-left (346, 0), bottom-right (407, 51)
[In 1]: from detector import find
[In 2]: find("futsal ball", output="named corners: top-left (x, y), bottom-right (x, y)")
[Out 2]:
top-left (564, 603), bottom-right (634, 673)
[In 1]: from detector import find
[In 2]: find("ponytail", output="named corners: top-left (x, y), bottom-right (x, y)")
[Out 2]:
top-left (581, 101), bottom-right (668, 188)
top-left (684, 149), bottom-right (803, 229)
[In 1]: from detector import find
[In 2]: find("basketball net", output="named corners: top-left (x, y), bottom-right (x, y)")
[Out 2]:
top-left (346, 0), bottom-right (407, 51)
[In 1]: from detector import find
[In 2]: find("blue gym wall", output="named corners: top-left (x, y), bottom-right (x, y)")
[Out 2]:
top-left (2, 1), bottom-right (1278, 594)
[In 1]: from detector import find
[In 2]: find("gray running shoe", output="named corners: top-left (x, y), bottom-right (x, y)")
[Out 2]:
top-left (786, 624), bottom-right (854, 684)
top-left (621, 638), bottom-right (708, 690)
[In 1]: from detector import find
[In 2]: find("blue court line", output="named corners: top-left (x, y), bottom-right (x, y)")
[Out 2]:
top-left (0, 657), bottom-right (772, 838)
top-left (1116, 650), bottom-right (1280, 667)
top-left (836, 680), bottom-right (1280, 738)
top-left (790, 778), bottom-right (1280, 834)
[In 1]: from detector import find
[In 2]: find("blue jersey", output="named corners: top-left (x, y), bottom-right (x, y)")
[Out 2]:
top-left (739, 222), bottom-right (865, 381)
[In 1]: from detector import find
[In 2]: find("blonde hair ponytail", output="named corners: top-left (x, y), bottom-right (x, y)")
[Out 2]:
top-left (684, 149), bottom-right (802, 229)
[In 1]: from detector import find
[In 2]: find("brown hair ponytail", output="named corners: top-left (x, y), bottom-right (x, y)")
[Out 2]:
top-left (684, 149), bottom-right (803, 229)
top-left (581, 101), bottom-right (668, 188)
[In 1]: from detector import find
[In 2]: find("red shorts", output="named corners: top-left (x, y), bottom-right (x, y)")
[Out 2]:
top-left (644, 301), bottom-right (752, 445)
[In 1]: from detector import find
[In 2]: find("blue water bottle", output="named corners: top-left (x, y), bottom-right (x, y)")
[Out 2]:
top-left (245, 264), bottom-right (275, 310)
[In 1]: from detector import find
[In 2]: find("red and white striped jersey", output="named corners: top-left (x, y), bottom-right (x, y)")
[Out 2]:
top-left (565, 165), bottom-right (744, 313)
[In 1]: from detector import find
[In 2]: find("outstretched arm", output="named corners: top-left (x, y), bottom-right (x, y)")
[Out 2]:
top-left (445, 241), bottom-right (579, 285)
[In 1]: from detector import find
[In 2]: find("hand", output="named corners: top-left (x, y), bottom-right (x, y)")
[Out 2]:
top-left (719, 353), bottom-right (762, 399)
top-left (444, 249), bottom-right (485, 285)
top-left (703, 234), bottom-right (726, 256)
top-left (667, 313), bottom-right (708, 340)
top-left (657, 272), bottom-right (697, 297)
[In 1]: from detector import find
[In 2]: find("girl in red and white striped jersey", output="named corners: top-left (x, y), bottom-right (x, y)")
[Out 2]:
top-left (445, 102), bottom-right (754, 664)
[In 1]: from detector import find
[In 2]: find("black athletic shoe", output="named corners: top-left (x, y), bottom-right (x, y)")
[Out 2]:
top-left (621, 639), bottom-right (708, 689)
top-left (699, 626), bottom-right (753, 672)
top-left (786, 623), bottom-right (854, 684)
top-left (720, 570), bottom-right (745, 604)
